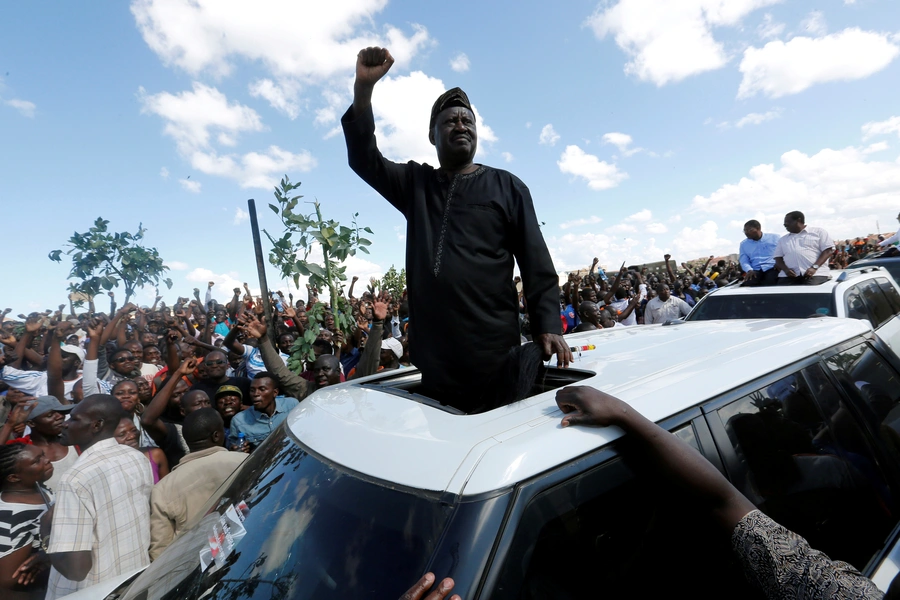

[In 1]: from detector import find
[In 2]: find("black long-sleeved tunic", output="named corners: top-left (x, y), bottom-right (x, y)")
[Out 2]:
top-left (342, 105), bottom-right (561, 405)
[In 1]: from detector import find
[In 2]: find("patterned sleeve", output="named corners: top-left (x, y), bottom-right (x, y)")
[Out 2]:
top-left (731, 509), bottom-right (883, 599)
top-left (47, 477), bottom-right (95, 554)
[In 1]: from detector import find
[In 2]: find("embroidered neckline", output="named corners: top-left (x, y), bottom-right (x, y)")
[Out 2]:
top-left (435, 165), bottom-right (485, 183)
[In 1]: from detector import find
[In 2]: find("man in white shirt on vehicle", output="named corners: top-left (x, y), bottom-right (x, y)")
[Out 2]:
top-left (774, 211), bottom-right (834, 282)
top-left (645, 284), bottom-right (692, 324)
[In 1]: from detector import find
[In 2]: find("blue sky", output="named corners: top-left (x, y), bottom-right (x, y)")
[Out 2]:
top-left (2, 0), bottom-right (900, 314)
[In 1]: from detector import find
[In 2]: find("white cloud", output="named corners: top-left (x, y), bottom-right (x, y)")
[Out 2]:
top-left (394, 225), bottom-right (406, 242)
top-left (186, 268), bottom-right (256, 297)
top-left (233, 207), bottom-right (249, 225)
top-left (758, 13), bottom-right (784, 40)
top-left (735, 108), bottom-right (782, 128)
top-left (539, 124), bottom-right (560, 146)
top-left (646, 222), bottom-right (669, 234)
top-left (450, 53), bottom-right (470, 73)
top-left (168, 261), bottom-right (189, 271)
top-left (800, 11), bottom-right (827, 37)
top-left (249, 78), bottom-right (301, 119)
top-left (190, 145), bottom-right (316, 189)
top-left (602, 132), bottom-right (642, 156)
top-left (586, 0), bottom-right (780, 86)
top-left (673, 221), bottom-right (735, 258)
top-left (366, 71), bottom-right (497, 164)
top-left (863, 142), bottom-right (889, 154)
top-left (691, 126), bottom-right (900, 240)
top-left (560, 215), bottom-right (603, 230)
top-left (862, 116), bottom-right (900, 140)
top-left (626, 209), bottom-right (653, 222)
top-left (159, 166), bottom-right (169, 179)
top-left (139, 82), bottom-right (265, 153)
top-left (557, 145), bottom-right (628, 191)
top-left (501, 151), bottom-right (514, 163)
top-left (5, 98), bottom-right (36, 117)
top-left (131, 0), bottom-right (431, 81)
top-left (607, 223), bottom-right (638, 235)
top-left (738, 28), bottom-right (900, 99)
top-left (179, 178), bottom-right (201, 193)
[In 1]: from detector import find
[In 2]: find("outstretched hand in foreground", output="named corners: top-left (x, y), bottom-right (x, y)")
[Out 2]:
top-left (399, 573), bottom-right (460, 600)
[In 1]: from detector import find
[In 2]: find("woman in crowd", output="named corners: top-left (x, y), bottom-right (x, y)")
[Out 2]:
top-left (114, 417), bottom-right (169, 483)
top-left (0, 443), bottom-right (53, 599)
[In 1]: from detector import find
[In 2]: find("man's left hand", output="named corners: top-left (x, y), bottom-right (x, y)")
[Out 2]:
top-left (535, 333), bottom-right (573, 368)
top-left (804, 267), bottom-right (817, 278)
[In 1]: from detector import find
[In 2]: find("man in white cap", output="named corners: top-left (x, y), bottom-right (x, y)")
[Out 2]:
top-left (380, 337), bottom-right (403, 371)
top-left (0, 328), bottom-right (83, 401)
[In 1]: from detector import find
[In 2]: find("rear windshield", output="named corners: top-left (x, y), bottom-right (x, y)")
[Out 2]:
top-left (686, 293), bottom-right (836, 320)
top-left (122, 423), bottom-right (453, 600)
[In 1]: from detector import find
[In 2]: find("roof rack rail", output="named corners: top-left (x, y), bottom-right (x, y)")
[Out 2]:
top-left (836, 266), bottom-right (882, 282)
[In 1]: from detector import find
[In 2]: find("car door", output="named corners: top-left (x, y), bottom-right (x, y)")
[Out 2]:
top-left (704, 358), bottom-right (900, 582)
top-left (859, 279), bottom-right (900, 356)
top-left (479, 412), bottom-right (758, 600)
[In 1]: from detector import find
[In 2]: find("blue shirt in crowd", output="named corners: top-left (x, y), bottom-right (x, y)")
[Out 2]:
top-left (228, 396), bottom-right (299, 448)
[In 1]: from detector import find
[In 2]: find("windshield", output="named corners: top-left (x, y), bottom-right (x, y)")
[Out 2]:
top-left (122, 423), bottom-right (453, 600)
top-left (686, 293), bottom-right (836, 320)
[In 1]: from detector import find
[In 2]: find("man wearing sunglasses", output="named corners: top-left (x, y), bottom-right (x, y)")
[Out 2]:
top-left (188, 350), bottom-right (251, 408)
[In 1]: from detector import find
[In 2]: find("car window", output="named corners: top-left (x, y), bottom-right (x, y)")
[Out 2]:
top-left (845, 285), bottom-right (875, 326)
top-left (687, 293), bottom-right (835, 320)
top-left (490, 424), bottom-right (756, 600)
top-left (825, 343), bottom-right (900, 475)
top-left (860, 279), bottom-right (895, 326)
top-left (715, 366), bottom-right (897, 570)
top-left (877, 277), bottom-right (900, 314)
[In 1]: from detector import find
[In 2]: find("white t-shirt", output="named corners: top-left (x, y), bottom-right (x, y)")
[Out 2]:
top-left (242, 345), bottom-right (289, 378)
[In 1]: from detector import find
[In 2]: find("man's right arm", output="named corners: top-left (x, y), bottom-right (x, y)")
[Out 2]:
top-left (343, 47), bottom-right (412, 216)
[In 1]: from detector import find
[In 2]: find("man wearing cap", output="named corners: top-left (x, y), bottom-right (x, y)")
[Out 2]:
top-left (214, 384), bottom-right (243, 441)
top-left (0, 341), bottom-right (83, 401)
top-left (26, 396), bottom-right (80, 492)
top-left (380, 337), bottom-right (403, 371)
top-left (342, 47), bottom-right (572, 413)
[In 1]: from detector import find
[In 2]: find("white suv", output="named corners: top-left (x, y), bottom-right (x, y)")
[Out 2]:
top-left (64, 319), bottom-right (900, 599)
top-left (685, 267), bottom-right (900, 355)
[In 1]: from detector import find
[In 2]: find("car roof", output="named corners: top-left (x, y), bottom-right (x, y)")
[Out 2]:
top-left (286, 318), bottom-right (872, 497)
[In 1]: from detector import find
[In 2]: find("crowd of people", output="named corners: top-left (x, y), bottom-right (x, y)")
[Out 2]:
top-left (0, 278), bottom-right (409, 598)
top-left (0, 211), bottom-right (893, 598)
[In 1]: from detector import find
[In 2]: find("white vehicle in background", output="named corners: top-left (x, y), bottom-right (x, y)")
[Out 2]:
top-left (63, 319), bottom-right (900, 599)
top-left (684, 267), bottom-right (900, 355)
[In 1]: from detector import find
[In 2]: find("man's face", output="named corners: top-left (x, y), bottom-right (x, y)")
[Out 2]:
top-left (250, 377), bottom-right (278, 413)
top-left (204, 352), bottom-right (228, 380)
top-left (60, 351), bottom-right (80, 373)
top-left (312, 357), bottom-right (341, 387)
top-left (324, 313), bottom-right (335, 329)
top-left (134, 377), bottom-right (152, 402)
top-left (215, 310), bottom-right (227, 322)
top-left (431, 107), bottom-right (477, 166)
top-left (317, 330), bottom-right (333, 344)
top-left (60, 403), bottom-right (95, 447)
top-left (783, 215), bottom-right (803, 234)
top-left (196, 314), bottom-right (208, 328)
top-left (183, 391), bottom-right (212, 414)
top-left (123, 342), bottom-right (144, 364)
top-left (29, 410), bottom-right (65, 437)
top-left (586, 304), bottom-right (601, 322)
top-left (143, 346), bottom-right (161, 365)
top-left (141, 332), bottom-right (158, 347)
top-left (170, 380), bottom-right (190, 415)
top-left (657, 285), bottom-right (671, 302)
top-left (743, 226), bottom-right (762, 241)
top-left (216, 394), bottom-right (242, 420)
top-left (297, 309), bottom-right (309, 326)
top-left (110, 351), bottom-right (140, 377)
top-left (278, 334), bottom-right (295, 354)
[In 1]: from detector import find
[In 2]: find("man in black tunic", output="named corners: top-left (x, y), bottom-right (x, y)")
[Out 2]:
top-left (342, 46), bottom-right (571, 412)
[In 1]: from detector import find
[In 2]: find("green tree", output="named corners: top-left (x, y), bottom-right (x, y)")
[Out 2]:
top-left (264, 176), bottom-right (373, 367)
top-left (49, 218), bottom-right (173, 305)
top-left (380, 265), bottom-right (406, 299)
